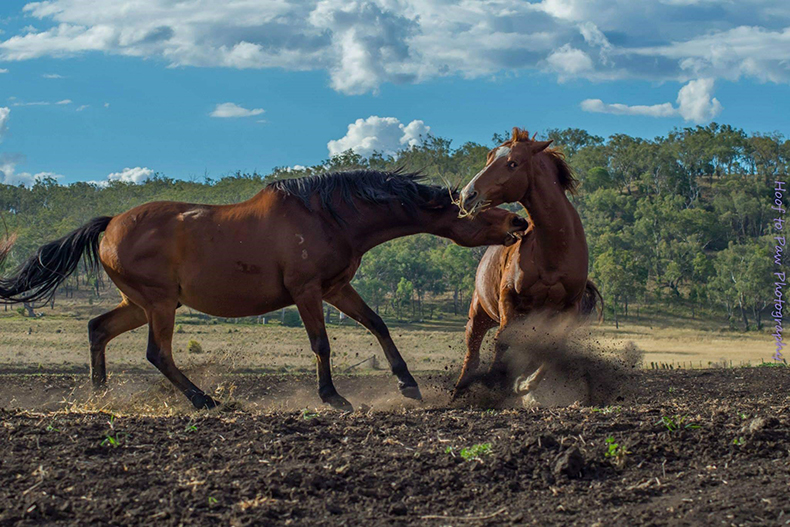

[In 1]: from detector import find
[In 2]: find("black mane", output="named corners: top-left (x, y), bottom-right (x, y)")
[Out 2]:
top-left (267, 169), bottom-right (456, 222)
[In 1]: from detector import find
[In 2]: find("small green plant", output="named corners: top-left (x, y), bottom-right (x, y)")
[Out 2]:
top-left (100, 413), bottom-right (127, 447)
top-left (184, 420), bottom-right (198, 433)
top-left (668, 387), bottom-right (675, 394)
top-left (301, 408), bottom-right (318, 420)
top-left (738, 412), bottom-right (749, 420)
top-left (482, 409), bottom-right (497, 416)
top-left (446, 443), bottom-right (492, 461)
top-left (101, 433), bottom-right (125, 447)
top-left (592, 406), bottom-right (622, 415)
top-left (733, 436), bottom-right (745, 446)
top-left (208, 496), bottom-right (218, 506)
top-left (187, 339), bottom-right (203, 354)
top-left (175, 324), bottom-right (185, 334)
top-left (45, 423), bottom-right (61, 433)
top-left (604, 436), bottom-right (630, 467)
top-left (659, 415), bottom-right (700, 432)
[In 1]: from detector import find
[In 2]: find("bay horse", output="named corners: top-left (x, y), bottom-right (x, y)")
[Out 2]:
top-left (0, 170), bottom-right (527, 411)
top-left (452, 128), bottom-right (602, 398)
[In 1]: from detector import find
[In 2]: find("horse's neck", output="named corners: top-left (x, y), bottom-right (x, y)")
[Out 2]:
top-left (519, 178), bottom-right (582, 268)
top-left (350, 208), bottom-right (429, 253)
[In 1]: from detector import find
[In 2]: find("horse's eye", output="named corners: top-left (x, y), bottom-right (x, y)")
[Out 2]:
top-left (507, 161), bottom-right (518, 169)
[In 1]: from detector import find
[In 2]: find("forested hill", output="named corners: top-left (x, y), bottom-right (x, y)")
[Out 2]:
top-left (0, 123), bottom-right (786, 331)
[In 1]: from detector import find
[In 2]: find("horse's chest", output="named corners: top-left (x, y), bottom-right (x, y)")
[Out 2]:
top-left (507, 261), bottom-right (571, 311)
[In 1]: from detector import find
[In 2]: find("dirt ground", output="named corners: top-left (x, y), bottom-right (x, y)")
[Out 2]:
top-left (1, 367), bottom-right (789, 526)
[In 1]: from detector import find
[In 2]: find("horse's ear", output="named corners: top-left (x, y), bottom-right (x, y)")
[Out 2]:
top-left (531, 140), bottom-right (552, 153)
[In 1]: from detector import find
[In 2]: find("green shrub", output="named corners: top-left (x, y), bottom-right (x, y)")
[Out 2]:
top-left (187, 339), bottom-right (204, 354)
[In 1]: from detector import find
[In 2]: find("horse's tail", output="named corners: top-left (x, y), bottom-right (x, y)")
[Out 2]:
top-left (581, 279), bottom-right (604, 322)
top-left (0, 216), bottom-right (112, 304)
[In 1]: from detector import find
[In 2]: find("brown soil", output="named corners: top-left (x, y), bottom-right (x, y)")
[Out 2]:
top-left (1, 368), bottom-right (789, 526)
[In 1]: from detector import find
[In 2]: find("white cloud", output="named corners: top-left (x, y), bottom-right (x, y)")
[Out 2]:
top-left (12, 100), bottom-right (50, 106)
top-left (580, 78), bottom-right (722, 123)
top-left (42, 73), bottom-right (64, 78)
top-left (0, 68), bottom-right (7, 73)
top-left (328, 116), bottom-right (430, 157)
top-left (0, 107), bottom-right (9, 140)
top-left (546, 44), bottom-right (594, 78)
top-left (676, 78), bottom-right (722, 122)
top-left (56, 99), bottom-right (72, 105)
top-left (0, 154), bottom-right (62, 187)
top-left (0, 0), bottom-right (786, 94)
top-left (76, 104), bottom-right (88, 111)
top-left (107, 167), bottom-right (153, 184)
top-left (581, 99), bottom-right (677, 117)
top-left (103, 102), bottom-right (109, 108)
top-left (210, 102), bottom-right (264, 118)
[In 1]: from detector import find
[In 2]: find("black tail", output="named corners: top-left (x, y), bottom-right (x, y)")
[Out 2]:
top-left (581, 280), bottom-right (604, 321)
top-left (0, 216), bottom-right (112, 305)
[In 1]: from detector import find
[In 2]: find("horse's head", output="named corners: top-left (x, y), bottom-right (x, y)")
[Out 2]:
top-left (441, 205), bottom-right (528, 247)
top-left (458, 128), bottom-right (554, 217)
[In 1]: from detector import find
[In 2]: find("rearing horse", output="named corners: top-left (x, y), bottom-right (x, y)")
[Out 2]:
top-left (452, 128), bottom-right (601, 397)
top-left (0, 170), bottom-right (527, 411)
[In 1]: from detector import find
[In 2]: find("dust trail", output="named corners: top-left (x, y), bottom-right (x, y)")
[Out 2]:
top-left (455, 312), bottom-right (643, 408)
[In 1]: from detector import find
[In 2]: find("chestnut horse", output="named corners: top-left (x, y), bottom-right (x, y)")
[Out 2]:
top-left (0, 170), bottom-right (527, 411)
top-left (452, 128), bottom-right (602, 397)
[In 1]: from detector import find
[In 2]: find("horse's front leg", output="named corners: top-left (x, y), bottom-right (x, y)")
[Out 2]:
top-left (327, 284), bottom-right (421, 400)
top-left (293, 286), bottom-right (353, 411)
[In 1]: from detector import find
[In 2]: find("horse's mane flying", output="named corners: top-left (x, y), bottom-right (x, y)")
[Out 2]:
top-left (509, 127), bottom-right (578, 194)
top-left (266, 169), bottom-right (455, 222)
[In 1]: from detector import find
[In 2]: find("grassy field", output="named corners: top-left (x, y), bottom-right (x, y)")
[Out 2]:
top-left (0, 291), bottom-right (775, 375)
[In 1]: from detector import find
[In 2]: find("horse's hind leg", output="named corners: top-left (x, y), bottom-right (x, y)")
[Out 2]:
top-left (327, 284), bottom-right (421, 401)
top-left (88, 299), bottom-right (147, 388)
top-left (145, 303), bottom-right (217, 409)
top-left (452, 292), bottom-right (497, 398)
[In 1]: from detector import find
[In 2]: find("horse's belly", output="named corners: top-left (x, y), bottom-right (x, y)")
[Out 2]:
top-left (178, 267), bottom-right (291, 318)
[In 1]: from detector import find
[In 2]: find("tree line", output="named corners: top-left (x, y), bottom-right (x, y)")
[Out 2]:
top-left (0, 122), bottom-right (786, 330)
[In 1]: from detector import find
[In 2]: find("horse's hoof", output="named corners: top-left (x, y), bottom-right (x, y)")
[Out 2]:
top-left (400, 384), bottom-right (423, 401)
top-left (192, 394), bottom-right (219, 410)
top-left (326, 395), bottom-right (354, 412)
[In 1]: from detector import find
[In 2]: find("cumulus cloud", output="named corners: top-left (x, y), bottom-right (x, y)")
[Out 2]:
top-left (676, 78), bottom-right (722, 122)
top-left (546, 44), bottom-right (594, 78)
top-left (210, 102), bottom-right (264, 118)
top-left (0, 154), bottom-right (62, 187)
top-left (327, 116), bottom-right (430, 157)
top-left (580, 78), bottom-right (722, 123)
top-left (0, 0), bottom-right (786, 94)
top-left (56, 99), bottom-right (72, 105)
top-left (107, 167), bottom-right (154, 184)
top-left (42, 73), bottom-right (64, 78)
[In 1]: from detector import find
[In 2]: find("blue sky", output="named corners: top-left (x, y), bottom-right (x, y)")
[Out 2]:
top-left (0, 0), bottom-right (788, 185)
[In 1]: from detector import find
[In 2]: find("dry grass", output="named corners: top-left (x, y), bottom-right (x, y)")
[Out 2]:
top-left (0, 296), bottom-right (774, 375)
